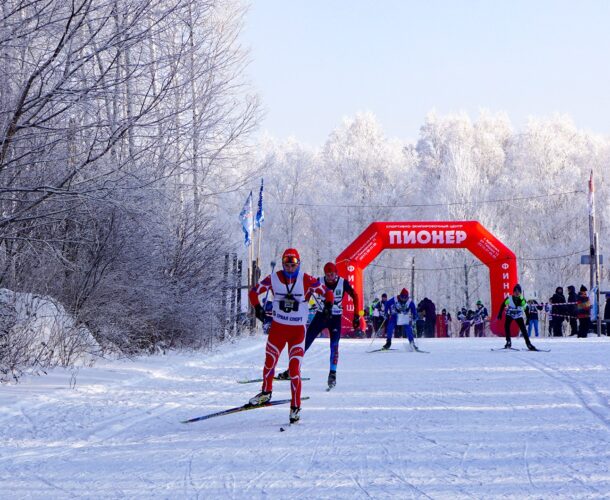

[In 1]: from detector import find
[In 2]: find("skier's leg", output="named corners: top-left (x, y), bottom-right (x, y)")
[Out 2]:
top-left (304, 312), bottom-right (325, 352)
top-left (262, 322), bottom-right (287, 393)
top-left (287, 324), bottom-right (305, 408)
top-left (504, 316), bottom-right (513, 347)
top-left (328, 315), bottom-right (341, 371)
top-left (405, 324), bottom-right (415, 344)
top-left (385, 316), bottom-right (396, 346)
top-left (518, 317), bottom-right (534, 348)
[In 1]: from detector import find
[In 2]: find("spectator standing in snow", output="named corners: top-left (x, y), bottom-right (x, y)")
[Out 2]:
top-left (496, 284), bottom-right (537, 350)
top-left (566, 285), bottom-right (578, 336)
top-left (419, 297), bottom-right (436, 338)
top-left (249, 248), bottom-right (333, 423)
top-left (525, 299), bottom-right (543, 338)
top-left (549, 287), bottom-right (567, 337)
top-left (440, 308), bottom-right (452, 337)
top-left (575, 285), bottom-right (592, 338)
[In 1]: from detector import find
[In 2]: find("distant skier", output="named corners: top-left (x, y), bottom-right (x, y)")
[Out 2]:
top-left (496, 284), bottom-right (537, 351)
top-left (277, 261), bottom-right (360, 389)
top-left (373, 293), bottom-right (390, 336)
top-left (473, 300), bottom-right (489, 337)
top-left (249, 248), bottom-right (333, 423)
top-left (382, 288), bottom-right (418, 350)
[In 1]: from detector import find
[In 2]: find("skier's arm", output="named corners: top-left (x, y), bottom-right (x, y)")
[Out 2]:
top-left (496, 299), bottom-right (507, 320)
top-left (410, 301), bottom-right (418, 321)
top-left (343, 281), bottom-right (362, 327)
top-left (249, 274), bottom-right (271, 322)
top-left (304, 275), bottom-right (334, 307)
top-left (249, 275), bottom-right (271, 307)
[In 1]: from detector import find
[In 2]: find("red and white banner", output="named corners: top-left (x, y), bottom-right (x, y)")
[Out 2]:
top-left (336, 221), bottom-right (519, 337)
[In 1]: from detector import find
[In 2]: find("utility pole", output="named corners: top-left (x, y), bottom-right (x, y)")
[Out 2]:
top-left (410, 257), bottom-right (415, 298)
top-left (588, 170), bottom-right (602, 336)
top-left (464, 263), bottom-right (470, 308)
top-left (589, 174), bottom-right (595, 292)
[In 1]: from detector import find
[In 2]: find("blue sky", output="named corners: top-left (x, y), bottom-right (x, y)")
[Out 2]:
top-left (242, 0), bottom-right (610, 146)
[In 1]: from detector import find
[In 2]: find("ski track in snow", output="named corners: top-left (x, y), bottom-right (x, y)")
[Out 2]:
top-left (1, 337), bottom-right (610, 498)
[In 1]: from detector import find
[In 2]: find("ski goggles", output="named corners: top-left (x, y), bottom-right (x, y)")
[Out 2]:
top-left (282, 256), bottom-right (299, 265)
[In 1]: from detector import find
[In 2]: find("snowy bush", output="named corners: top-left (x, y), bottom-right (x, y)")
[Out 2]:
top-left (0, 289), bottom-right (100, 381)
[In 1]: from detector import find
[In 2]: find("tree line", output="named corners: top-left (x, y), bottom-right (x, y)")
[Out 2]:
top-left (0, 0), bottom-right (259, 378)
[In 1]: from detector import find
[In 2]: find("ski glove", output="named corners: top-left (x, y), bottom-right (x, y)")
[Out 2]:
top-left (352, 316), bottom-right (360, 329)
top-left (323, 302), bottom-right (333, 320)
top-left (254, 304), bottom-right (266, 323)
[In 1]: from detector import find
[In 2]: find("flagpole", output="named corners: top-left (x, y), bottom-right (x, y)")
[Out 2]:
top-left (257, 225), bottom-right (262, 272)
top-left (255, 178), bottom-right (265, 286)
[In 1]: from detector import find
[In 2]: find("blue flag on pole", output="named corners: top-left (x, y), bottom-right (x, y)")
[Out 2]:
top-left (255, 178), bottom-right (265, 228)
top-left (239, 191), bottom-right (253, 246)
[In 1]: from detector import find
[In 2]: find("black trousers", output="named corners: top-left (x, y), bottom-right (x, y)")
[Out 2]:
top-left (569, 317), bottom-right (578, 335)
top-left (505, 316), bottom-right (531, 345)
top-left (577, 317), bottom-right (590, 338)
top-left (551, 318), bottom-right (564, 337)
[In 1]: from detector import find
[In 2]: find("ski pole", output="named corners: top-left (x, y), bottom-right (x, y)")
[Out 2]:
top-left (258, 261), bottom-right (276, 330)
top-left (261, 260), bottom-right (276, 306)
top-left (368, 316), bottom-right (387, 347)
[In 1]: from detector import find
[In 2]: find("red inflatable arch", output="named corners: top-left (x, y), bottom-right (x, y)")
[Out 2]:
top-left (336, 221), bottom-right (519, 337)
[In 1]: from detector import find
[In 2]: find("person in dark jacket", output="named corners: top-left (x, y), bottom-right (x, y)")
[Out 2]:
top-left (549, 287), bottom-right (566, 337)
top-left (419, 297), bottom-right (436, 338)
top-left (566, 285), bottom-right (578, 336)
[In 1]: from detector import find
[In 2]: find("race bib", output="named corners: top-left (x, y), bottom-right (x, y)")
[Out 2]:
top-left (397, 313), bottom-right (410, 326)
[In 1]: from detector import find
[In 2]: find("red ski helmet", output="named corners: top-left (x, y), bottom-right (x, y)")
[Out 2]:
top-left (323, 262), bottom-right (337, 275)
top-left (400, 288), bottom-right (409, 298)
top-left (282, 248), bottom-right (300, 265)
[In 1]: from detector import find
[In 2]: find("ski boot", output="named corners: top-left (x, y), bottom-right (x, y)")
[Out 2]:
top-left (327, 370), bottom-right (336, 389)
top-left (249, 390), bottom-right (272, 406)
top-left (381, 340), bottom-right (392, 350)
top-left (504, 340), bottom-right (512, 349)
top-left (409, 341), bottom-right (417, 352)
top-left (526, 342), bottom-right (537, 351)
top-left (276, 369), bottom-right (290, 380)
top-left (289, 406), bottom-right (301, 424)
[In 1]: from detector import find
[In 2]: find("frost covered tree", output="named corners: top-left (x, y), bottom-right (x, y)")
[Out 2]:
top-left (0, 0), bottom-right (259, 365)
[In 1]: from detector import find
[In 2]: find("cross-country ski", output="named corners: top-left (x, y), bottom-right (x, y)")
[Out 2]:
top-left (182, 397), bottom-right (311, 424)
top-left (237, 376), bottom-right (311, 384)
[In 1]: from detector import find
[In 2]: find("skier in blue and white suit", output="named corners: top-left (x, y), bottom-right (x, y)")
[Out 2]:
top-left (382, 288), bottom-right (418, 350)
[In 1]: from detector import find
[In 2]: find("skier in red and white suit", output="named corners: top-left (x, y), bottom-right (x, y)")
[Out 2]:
top-left (249, 248), bottom-right (333, 423)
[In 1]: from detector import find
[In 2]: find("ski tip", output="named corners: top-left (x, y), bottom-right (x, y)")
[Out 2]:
top-left (280, 427), bottom-right (286, 432)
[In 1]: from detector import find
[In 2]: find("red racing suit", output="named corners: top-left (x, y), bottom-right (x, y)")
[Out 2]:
top-left (249, 269), bottom-right (333, 407)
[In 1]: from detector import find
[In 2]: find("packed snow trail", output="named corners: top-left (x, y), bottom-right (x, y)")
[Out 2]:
top-left (1, 337), bottom-right (610, 498)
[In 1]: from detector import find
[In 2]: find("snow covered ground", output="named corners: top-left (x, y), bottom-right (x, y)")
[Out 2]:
top-left (1, 335), bottom-right (609, 499)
